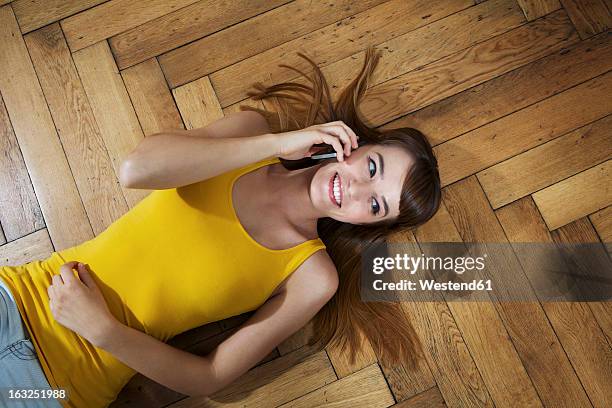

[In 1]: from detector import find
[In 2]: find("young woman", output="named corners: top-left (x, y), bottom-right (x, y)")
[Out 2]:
top-left (0, 46), bottom-right (441, 407)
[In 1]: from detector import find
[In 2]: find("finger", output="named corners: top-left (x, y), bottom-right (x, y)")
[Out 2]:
top-left (338, 121), bottom-right (359, 149)
top-left (320, 133), bottom-right (344, 162)
top-left (52, 273), bottom-right (64, 286)
top-left (47, 284), bottom-right (55, 301)
top-left (60, 263), bottom-right (78, 285)
top-left (77, 263), bottom-right (96, 289)
top-left (322, 125), bottom-right (351, 157)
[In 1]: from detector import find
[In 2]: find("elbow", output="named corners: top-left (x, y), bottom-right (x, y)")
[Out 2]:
top-left (118, 157), bottom-right (140, 188)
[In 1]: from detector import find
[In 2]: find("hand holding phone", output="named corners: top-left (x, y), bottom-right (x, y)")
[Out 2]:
top-left (311, 138), bottom-right (367, 160)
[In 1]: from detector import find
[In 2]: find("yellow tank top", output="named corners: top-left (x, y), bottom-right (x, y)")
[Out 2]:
top-left (0, 156), bottom-right (326, 408)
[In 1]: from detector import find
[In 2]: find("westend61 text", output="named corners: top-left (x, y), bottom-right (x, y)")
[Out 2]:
top-left (373, 279), bottom-right (493, 291)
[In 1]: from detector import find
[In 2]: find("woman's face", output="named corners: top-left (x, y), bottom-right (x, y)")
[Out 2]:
top-left (310, 144), bottom-right (414, 225)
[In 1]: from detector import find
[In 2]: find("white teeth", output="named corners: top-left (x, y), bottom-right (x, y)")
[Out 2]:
top-left (332, 173), bottom-right (341, 206)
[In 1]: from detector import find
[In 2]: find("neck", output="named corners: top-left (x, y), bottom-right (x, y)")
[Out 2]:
top-left (266, 162), bottom-right (324, 235)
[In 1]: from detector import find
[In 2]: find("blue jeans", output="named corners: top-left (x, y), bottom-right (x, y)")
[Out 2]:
top-left (0, 278), bottom-right (63, 407)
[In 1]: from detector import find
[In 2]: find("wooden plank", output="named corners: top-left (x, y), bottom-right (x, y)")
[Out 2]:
top-left (478, 114), bottom-right (612, 209)
top-left (435, 71), bottom-right (611, 187)
top-left (0, 6), bottom-right (92, 250)
top-left (277, 363), bottom-right (395, 408)
top-left (121, 58), bottom-right (184, 136)
top-left (444, 176), bottom-right (590, 408)
top-left (61, 0), bottom-right (200, 52)
top-left (159, 0), bottom-right (390, 88)
top-left (325, 330), bottom-right (379, 379)
top-left (212, 0), bottom-right (477, 108)
top-left (356, 8), bottom-right (577, 126)
top-left (380, 355), bottom-right (435, 403)
top-left (110, 0), bottom-right (290, 70)
top-left (551, 218), bottom-right (612, 349)
top-left (590, 205), bottom-right (612, 242)
top-left (395, 387), bottom-right (446, 408)
top-left (169, 347), bottom-right (336, 407)
top-left (532, 160), bottom-right (611, 230)
top-left (414, 203), bottom-right (537, 408)
top-left (0, 92), bottom-right (44, 241)
top-left (172, 77), bottom-right (224, 130)
top-left (401, 299), bottom-right (493, 407)
top-left (516, 0), bottom-right (562, 20)
top-left (72, 41), bottom-right (150, 209)
top-left (12, 0), bottom-right (107, 33)
top-left (0, 229), bottom-right (53, 266)
top-left (396, 227), bottom-right (492, 407)
top-left (560, 0), bottom-right (611, 39)
top-left (496, 197), bottom-right (611, 407)
top-left (383, 31), bottom-right (611, 146)
top-left (25, 24), bottom-right (129, 236)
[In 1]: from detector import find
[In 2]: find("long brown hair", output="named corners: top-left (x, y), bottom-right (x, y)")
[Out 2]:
top-left (241, 45), bottom-right (441, 368)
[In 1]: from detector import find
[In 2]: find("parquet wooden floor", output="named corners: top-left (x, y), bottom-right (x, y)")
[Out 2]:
top-left (0, 1), bottom-right (610, 407)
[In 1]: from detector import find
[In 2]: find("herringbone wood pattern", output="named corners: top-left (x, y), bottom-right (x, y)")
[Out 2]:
top-left (0, 0), bottom-right (610, 407)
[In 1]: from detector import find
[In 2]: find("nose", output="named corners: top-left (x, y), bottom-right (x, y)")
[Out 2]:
top-left (347, 177), bottom-right (369, 202)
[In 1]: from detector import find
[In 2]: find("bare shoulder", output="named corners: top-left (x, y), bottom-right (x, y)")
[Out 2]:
top-left (281, 249), bottom-right (339, 301)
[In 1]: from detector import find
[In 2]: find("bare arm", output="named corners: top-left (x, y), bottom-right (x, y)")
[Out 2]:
top-left (119, 111), bottom-right (275, 190)
top-left (97, 250), bottom-right (337, 397)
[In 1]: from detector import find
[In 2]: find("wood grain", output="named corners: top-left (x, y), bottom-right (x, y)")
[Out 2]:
top-left (110, 0), bottom-right (290, 70)
top-left (159, 0), bottom-right (390, 88)
top-left (478, 114), bottom-right (612, 208)
top-left (415, 202), bottom-right (536, 408)
top-left (383, 31), bottom-right (611, 146)
top-left (72, 41), bottom-right (149, 209)
top-left (552, 218), bottom-right (612, 351)
top-left (0, 229), bottom-right (53, 266)
top-left (357, 8), bottom-right (577, 126)
top-left (561, 0), bottom-right (611, 38)
top-left (277, 363), bottom-right (395, 408)
top-left (435, 70), bottom-right (612, 187)
top-left (444, 176), bottom-right (589, 408)
top-left (396, 226), bottom-right (492, 407)
top-left (496, 197), bottom-right (611, 407)
top-left (532, 160), bottom-right (611, 230)
top-left (172, 77), bottom-right (224, 130)
top-left (61, 0), bottom-right (200, 51)
top-left (25, 23), bottom-right (129, 235)
top-left (0, 92), bottom-right (44, 241)
top-left (516, 0), bottom-right (562, 20)
top-left (121, 58), bottom-right (184, 136)
top-left (0, 6), bottom-right (92, 250)
top-left (395, 387), bottom-right (446, 408)
top-left (168, 347), bottom-right (336, 407)
top-left (325, 330), bottom-right (379, 379)
top-left (212, 0), bottom-right (476, 108)
top-left (12, 0), bottom-right (107, 33)
top-left (590, 205), bottom-right (612, 242)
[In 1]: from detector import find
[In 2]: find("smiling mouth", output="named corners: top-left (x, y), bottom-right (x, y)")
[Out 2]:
top-left (328, 172), bottom-right (342, 207)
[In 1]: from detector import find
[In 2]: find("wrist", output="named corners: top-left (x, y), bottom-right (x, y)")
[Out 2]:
top-left (258, 132), bottom-right (279, 158)
top-left (94, 316), bottom-right (123, 350)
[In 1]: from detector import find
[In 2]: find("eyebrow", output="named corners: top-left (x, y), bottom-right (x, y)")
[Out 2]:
top-left (376, 152), bottom-right (389, 217)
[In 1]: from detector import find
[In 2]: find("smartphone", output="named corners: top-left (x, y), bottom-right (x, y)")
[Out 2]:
top-left (311, 139), bottom-right (367, 160)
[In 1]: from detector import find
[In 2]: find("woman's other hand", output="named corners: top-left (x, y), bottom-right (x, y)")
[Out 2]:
top-left (273, 121), bottom-right (359, 161)
top-left (47, 261), bottom-right (118, 347)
